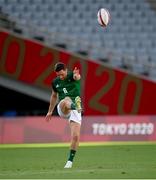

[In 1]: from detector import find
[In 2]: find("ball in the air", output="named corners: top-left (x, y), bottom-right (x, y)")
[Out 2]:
top-left (97, 8), bottom-right (110, 27)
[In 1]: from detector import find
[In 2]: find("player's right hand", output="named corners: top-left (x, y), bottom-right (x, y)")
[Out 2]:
top-left (45, 112), bottom-right (52, 122)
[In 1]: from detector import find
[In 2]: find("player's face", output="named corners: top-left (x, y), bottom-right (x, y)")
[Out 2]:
top-left (56, 69), bottom-right (67, 80)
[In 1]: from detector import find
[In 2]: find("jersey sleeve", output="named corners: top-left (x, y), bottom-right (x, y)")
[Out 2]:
top-left (51, 80), bottom-right (57, 92)
top-left (68, 71), bottom-right (74, 80)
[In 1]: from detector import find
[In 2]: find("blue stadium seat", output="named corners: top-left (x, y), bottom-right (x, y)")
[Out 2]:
top-left (0, 0), bottom-right (156, 80)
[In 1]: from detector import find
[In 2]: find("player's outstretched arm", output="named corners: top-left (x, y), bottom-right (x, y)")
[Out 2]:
top-left (45, 91), bottom-right (58, 122)
top-left (73, 67), bottom-right (81, 80)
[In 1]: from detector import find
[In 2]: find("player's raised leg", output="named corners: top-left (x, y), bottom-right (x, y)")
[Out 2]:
top-left (58, 97), bottom-right (75, 116)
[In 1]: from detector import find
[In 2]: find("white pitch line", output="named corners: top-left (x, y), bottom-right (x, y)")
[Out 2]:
top-left (0, 141), bottom-right (156, 149)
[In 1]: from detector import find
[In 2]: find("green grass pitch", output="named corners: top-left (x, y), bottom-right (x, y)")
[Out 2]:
top-left (0, 142), bottom-right (156, 179)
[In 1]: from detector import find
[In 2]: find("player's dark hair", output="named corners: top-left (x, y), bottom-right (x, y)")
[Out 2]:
top-left (54, 62), bottom-right (66, 72)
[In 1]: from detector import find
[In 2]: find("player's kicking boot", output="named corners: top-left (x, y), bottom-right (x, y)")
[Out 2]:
top-left (75, 96), bottom-right (82, 113)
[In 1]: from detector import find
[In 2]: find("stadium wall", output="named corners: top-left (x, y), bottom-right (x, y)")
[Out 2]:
top-left (0, 116), bottom-right (156, 144)
top-left (0, 29), bottom-right (156, 115)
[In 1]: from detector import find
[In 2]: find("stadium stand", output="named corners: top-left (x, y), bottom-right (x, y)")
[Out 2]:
top-left (0, 0), bottom-right (156, 81)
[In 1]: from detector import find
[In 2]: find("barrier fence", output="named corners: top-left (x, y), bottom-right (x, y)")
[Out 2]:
top-left (0, 116), bottom-right (156, 144)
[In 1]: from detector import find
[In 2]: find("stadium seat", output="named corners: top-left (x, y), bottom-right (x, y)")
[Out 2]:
top-left (0, 0), bottom-right (156, 81)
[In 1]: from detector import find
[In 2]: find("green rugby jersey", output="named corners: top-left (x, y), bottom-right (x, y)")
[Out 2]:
top-left (52, 71), bottom-right (81, 102)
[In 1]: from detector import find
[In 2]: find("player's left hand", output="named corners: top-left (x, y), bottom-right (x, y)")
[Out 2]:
top-left (73, 67), bottom-right (79, 75)
top-left (73, 67), bottom-right (81, 80)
